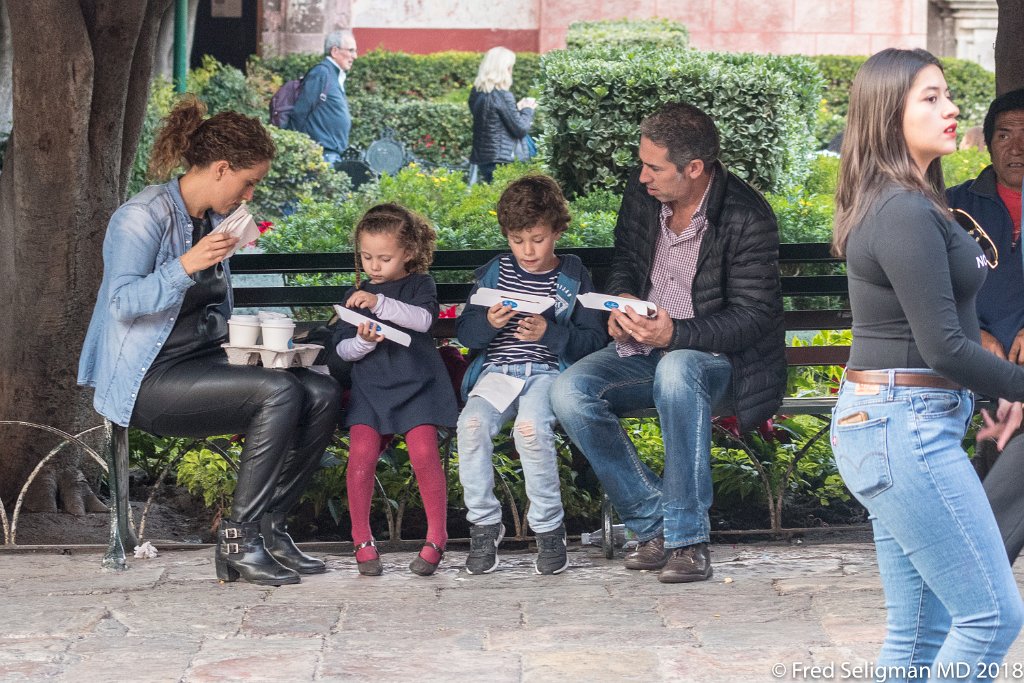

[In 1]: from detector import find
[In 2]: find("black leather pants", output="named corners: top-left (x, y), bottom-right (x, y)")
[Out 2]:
top-left (131, 355), bottom-right (342, 522)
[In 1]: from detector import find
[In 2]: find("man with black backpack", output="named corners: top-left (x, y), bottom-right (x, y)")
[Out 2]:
top-left (284, 30), bottom-right (357, 164)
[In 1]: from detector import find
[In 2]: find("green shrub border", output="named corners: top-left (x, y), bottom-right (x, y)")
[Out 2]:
top-left (565, 18), bottom-right (689, 51)
top-left (540, 46), bottom-right (822, 197)
top-left (810, 54), bottom-right (994, 125)
top-left (254, 49), bottom-right (544, 101)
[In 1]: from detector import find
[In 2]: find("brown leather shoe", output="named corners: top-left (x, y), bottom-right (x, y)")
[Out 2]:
top-left (658, 542), bottom-right (712, 583)
top-left (623, 535), bottom-right (670, 570)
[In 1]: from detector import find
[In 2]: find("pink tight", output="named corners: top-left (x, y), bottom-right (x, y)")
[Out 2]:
top-left (347, 423), bottom-right (448, 563)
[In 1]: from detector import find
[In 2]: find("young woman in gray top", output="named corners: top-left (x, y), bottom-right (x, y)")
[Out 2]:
top-left (831, 48), bottom-right (1024, 680)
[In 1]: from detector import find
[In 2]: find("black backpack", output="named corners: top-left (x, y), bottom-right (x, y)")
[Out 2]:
top-left (269, 64), bottom-right (331, 129)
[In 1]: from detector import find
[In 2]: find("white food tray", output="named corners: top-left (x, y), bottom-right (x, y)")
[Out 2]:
top-left (222, 343), bottom-right (323, 369)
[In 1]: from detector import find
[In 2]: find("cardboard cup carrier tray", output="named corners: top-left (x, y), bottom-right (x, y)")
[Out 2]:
top-left (221, 343), bottom-right (323, 369)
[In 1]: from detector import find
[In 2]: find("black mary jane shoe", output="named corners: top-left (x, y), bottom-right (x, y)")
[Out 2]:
top-left (409, 541), bottom-right (445, 576)
top-left (354, 540), bottom-right (383, 576)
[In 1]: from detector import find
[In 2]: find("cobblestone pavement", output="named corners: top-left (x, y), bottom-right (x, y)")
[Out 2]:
top-left (2, 541), bottom-right (1024, 682)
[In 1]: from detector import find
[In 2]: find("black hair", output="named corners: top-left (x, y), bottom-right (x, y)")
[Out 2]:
top-left (983, 88), bottom-right (1024, 148)
top-left (639, 101), bottom-right (720, 170)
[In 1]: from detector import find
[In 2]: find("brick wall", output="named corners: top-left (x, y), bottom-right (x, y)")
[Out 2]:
top-left (262, 0), bottom-right (932, 56)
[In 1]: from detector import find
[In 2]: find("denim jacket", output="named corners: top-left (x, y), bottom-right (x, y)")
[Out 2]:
top-left (77, 178), bottom-right (230, 426)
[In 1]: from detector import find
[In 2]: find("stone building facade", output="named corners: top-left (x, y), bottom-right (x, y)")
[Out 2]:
top-left (251, 0), bottom-right (996, 69)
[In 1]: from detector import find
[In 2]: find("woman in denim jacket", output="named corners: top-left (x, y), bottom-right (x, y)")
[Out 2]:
top-left (831, 49), bottom-right (1024, 680)
top-left (77, 97), bottom-right (341, 586)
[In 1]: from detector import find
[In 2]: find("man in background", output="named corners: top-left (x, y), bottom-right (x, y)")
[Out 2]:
top-left (289, 30), bottom-right (357, 164)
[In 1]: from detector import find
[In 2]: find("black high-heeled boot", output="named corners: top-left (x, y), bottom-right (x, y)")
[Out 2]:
top-left (214, 519), bottom-right (300, 586)
top-left (261, 511), bottom-right (326, 574)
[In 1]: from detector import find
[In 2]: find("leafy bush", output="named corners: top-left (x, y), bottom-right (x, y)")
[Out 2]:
top-left (250, 127), bottom-right (352, 221)
top-left (566, 18), bottom-right (689, 51)
top-left (813, 97), bottom-right (846, 149)
top-left (191, 55), bottom-right (266, 120)
top-left (768, 191), bottom-right (835, 244)
top-left (176, 445), bottom-right (238, 514)
top-left (249, 52), bottom-right (322, 84)
top-left (765, 155), bottom-right (838, 244)
top-left (541, 46), bottom-right (821, 197)
top-left (259, 196), bottom-right (363, 255)
top-left (942, 147), bottom-right (992, 188)
top-left (804, 154), bottom-right (840, 196)
top-left (765, 150), bottom-right (990, 245)
top-left (348, 98), bottom-right (472, 165)
top-left (810, 55), bottom-right (994, 126)
top-left (261, 162), bottom-right (617, 258)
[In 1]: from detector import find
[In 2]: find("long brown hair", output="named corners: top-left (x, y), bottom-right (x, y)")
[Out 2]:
top-left (353, 203), bottom-right (437, 287)
top-left (832, 48), bottom-right (947, 257)
top-left (148, 95), bottom-right (275, 180)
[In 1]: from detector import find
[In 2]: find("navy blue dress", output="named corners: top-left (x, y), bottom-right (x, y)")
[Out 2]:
top-left (336, 273), bottom-right (458, 433)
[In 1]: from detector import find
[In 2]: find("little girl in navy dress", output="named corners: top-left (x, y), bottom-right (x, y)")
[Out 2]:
top-left (335, 203), bottom-right (458, 576)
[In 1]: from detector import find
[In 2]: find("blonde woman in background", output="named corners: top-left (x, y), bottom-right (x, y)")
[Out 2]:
top-left (468, 46), bottom-right (536, 183)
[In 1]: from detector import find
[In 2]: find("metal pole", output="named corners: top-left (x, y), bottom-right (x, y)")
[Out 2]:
top-left (173, 0), bottom-right (188, 93)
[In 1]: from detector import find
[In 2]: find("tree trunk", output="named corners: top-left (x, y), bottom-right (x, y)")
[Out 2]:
top-left (0, 0), bottom-right (172, 513)
top-left (996, 0), bottom-right (1024, 95)
top-left (153, 0), bottom-right (199, 81)
top-left (0, 3), bottom-right (12, 140)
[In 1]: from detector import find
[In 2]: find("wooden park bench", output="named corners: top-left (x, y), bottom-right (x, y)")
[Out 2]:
top-left (92, 243), bottom-right (852, 567)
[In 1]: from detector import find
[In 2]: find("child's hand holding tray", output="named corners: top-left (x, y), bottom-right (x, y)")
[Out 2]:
top-left (469, 287), bottom-right (555, 314)
top-left (333, 304), bottom-right (412, 347)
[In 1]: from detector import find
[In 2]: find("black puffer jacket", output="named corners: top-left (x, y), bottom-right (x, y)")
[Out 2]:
top-left (468, 88), bottom-right (534, 165)
top-left (607, 162), bottom-right (787, 430)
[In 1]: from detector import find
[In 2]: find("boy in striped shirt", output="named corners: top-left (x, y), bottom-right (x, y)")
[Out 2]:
top-left (456, 174), bottom-right (607, 575)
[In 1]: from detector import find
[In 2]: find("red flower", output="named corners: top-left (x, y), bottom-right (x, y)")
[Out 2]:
top-left (714, 416), bottom-right (741, 438)
top-left (439, 305), bottom-right (457, 319)
top-left (258, 221), bottom-right (274, 234)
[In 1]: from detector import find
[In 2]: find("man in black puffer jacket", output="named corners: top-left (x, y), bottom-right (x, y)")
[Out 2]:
top-left (552, 102), bottom-right (785, 584)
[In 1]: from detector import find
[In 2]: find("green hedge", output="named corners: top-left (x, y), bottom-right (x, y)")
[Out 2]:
top-left (540, 47), bottom-right (821, 197)
top-left (348, 98), bottom-right (472, 165)
top-left (565, 18), bottom-right (689, 51)
top-left (765, 149), bottom-right (990, 245)
top-left (261, 162), bottom-right (620, 257)
top-left (810, 55), bottom-right (994, 125)
top-left (254, 49), bottom-right (544, 101)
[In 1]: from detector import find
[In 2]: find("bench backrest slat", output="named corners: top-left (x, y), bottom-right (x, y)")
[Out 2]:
top-left (232, 245), bottom-right (853, 367)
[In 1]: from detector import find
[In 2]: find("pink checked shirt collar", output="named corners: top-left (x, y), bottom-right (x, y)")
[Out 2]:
top-left (616, 168), bottom-right (715, 357)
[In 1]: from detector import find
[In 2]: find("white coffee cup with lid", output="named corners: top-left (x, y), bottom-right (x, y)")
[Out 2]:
top-left (261, 317), bottom-right (295, 351)
top-left (228, 315), bottom-right (261, 346)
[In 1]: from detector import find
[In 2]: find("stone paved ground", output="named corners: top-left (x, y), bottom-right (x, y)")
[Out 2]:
top-left (2, 541), bottom-right (1024, 682)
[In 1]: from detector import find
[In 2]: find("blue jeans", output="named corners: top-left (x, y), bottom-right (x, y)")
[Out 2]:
top-left (831, 372), bottom-right (1023, 681)
top-left (457, 363), bottom-right (564, 533)
top-left (551, 344), bottom-right (732, 548)
top-left (323, 151), bottom-right (342, 166)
